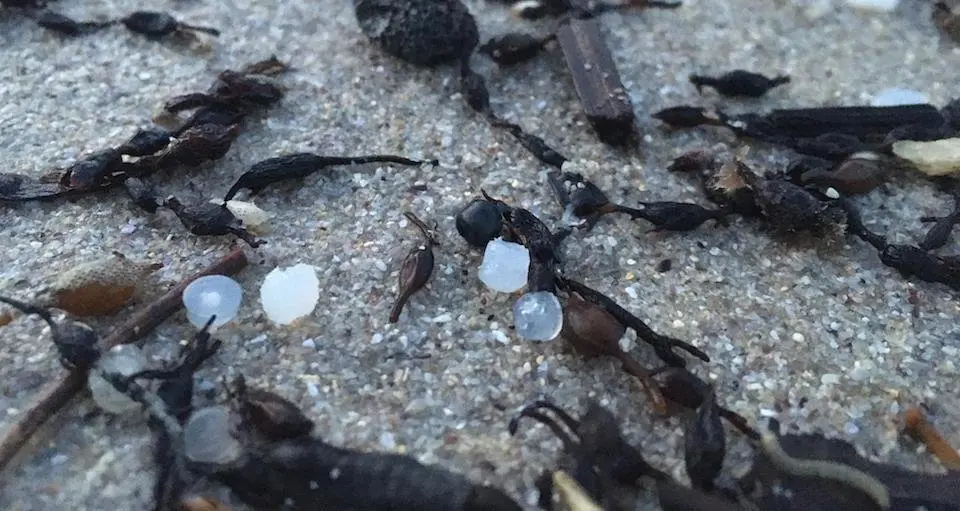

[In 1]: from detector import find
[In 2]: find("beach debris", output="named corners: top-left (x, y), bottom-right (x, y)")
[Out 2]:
top-left (259, 264), bottom-right (320, 325)
top-left (389, 212), bottom-right (437, 323)
top-left (45, 252), bottom-right (162, 317)
top-left (512, 291), bottom-right (563, 341)
top-left (182, 275), bottom-right (243, 329)
top-left (690, 70), bottom-right (791, 98)
top-left (87, 344), bottom-right (148, 414)
top-left (478, 238), bottom-right (530, 293)
top-left (892, 138), bottom-right (960, 176)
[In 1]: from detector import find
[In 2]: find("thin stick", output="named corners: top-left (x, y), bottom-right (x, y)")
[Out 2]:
top-left (0, 247), bottom-right (248, 473)
top-left (902, 408), bottom-right (960, 471)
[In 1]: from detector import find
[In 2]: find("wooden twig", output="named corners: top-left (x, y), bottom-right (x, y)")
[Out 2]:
top-left (902, 408), bottom-right (960, 471)
top-left (0, 247), bottom-right (248, 473)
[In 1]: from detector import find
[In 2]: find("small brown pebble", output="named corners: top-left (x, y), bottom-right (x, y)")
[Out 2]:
top-left (0, 311), bottom-right (11, 326)
top-left (45, 252), bottom-right (162, 317)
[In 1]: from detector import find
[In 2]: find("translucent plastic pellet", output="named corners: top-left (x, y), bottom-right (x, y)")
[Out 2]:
top-left (478, 238), bottom-right (530, 293)
top-left (87, 344), bottom-right (148, 414)
top-left (513, 291), bottom-right (563, 341)
top-left (184, 405), bottom-right (242, 465)
top-left (182, 275), bottom-right (243, 329)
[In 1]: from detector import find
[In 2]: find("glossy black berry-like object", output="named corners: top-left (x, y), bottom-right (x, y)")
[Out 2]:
top-left (456, 198), bottom-right (507, 249)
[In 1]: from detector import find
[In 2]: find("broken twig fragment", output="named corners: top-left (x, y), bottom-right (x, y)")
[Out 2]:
top-left (555, 14), bottom-right (638, 146)
top-left (901, 408), bottom-right (960, 471)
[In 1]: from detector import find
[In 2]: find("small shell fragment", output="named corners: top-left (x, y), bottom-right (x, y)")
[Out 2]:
top-left (46, 252), bottom-right (162, 317)
top-left (211, 199), bottom-right (271, 233)
top-left (892, 138), bottom-right (960, 176)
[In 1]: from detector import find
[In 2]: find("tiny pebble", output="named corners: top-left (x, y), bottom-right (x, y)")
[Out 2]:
top-left (371, 333), bottom-right (384, 344)
top-left (249, 334), bottom-right (267, 344)
top-left (302, 338), bottom-right (316, 349)
top-left (306, 383), bottom-right (319, 397)
top-left (792, 332), bottom-right (805, 342)
top-left (379, 431), bottom-right (396, 449)
top-left (821, 373), bottom-right (840, 385)
top-left (845, 421), bottom-right (861, 435)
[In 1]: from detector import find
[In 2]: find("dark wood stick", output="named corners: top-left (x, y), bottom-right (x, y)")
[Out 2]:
top-left (555, 10), bottom-right (638, 147)
top-left (0, 247), bottom-right (248, 473)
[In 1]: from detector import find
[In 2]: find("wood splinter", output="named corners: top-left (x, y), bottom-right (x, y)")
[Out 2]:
top-left (555, 9), bottom-right (638, 147)
top-left (902, 407), bottom-right (960, 471)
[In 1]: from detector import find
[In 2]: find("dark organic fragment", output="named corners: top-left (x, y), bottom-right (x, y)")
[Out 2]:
top-left (119, 127), bottom-right (173, 157)
top-left (121, 11), bottom-right (220, 38)
top-left (683, 388), bottom-right (725, 491)
top-left (500, 201), bottom-right (568, 293)
top-left (510, 400), bottom-right (668, 508)
top-left (456, 196), bottom-right (511, 248)
top-left (762, 104), bottom-right (945, 140)
top-left (163, 196), bottom-right (265, 248)
top-left (0, 295), bottom-right (100, 370)
top-left (842, 198), bottom-right (960, 291)
top-left (559, 293), bottom-right (669, 411)
top-left (123, 177), bottom-right (161, 213)
top-left (60, 148), bottom-right (123, 191)
top-left (35, 10), bottom-right (111, 35)
top-left (186, 377), bottom-right (520, 510)
top-left (789, 132), bottom-right (874, 161)
top-left (799, 151), bottom-right (889, 195)
top-left (558, 277), bottom-right (709, 368)
top-left (491, 120), bottom-right (569, 168)
top-left (735, 159), bottom-right (845, 234)
top-left (353, 0), bottom-right (479, 66)
top-left (654, 367), bottom-right (759, 439)
top-left (652, 106), bottom-right (723, 129)
top-left (654, 103), bottom-right (951, 161)
top-left (737, 419), bottom-right (960, 510)
top-left (223, 152), bottom-right (436, 200)
top-left (635, 201), bottom-right (728, 232)
top-left (389, 212), bottom-right (437, 323)
top-left (232, 375), bottom-right (314, 441)
top-left (919, 190), bottom-right (960, 251)
top-left (210, 436), bottom-right (522, 511)
top-left (690, 70), bottom-right (790, 98)
top-left (143, 123), bottom-right (241, 171)
top-left (555, 14), bottom-right (637, 146)
top-left (479, 32), bottom-right (555, 65)
top-left (172, 104), bottom-right (248, 137)
top-left (509, 0), bottom-right (682, 20)
top-left (879, 244), bottom-right (960, 290)
top-left (459, 62), bottom-right (491, 115)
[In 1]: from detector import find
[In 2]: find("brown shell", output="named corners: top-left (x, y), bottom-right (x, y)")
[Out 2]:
top-left (49, 252), bottom-right (162, 317)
